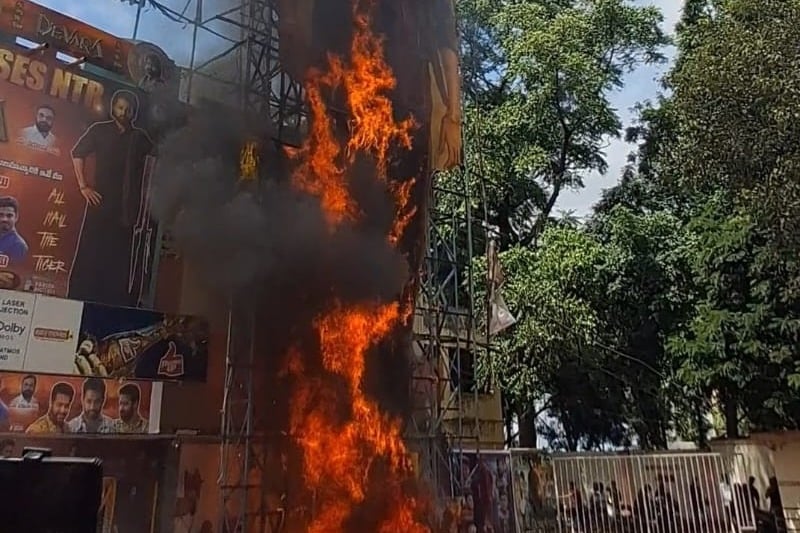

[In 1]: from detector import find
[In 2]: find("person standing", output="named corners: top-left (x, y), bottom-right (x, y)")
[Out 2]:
top-left (748, 476), bottom-right (761, 510)
top-left (70, 89), bottom-right (154, 306)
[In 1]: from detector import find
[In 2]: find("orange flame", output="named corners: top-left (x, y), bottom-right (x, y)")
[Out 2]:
top-left (345, 8), bottom-right (414, 175)
top-left (239, 140), bottom-right (259, 182)
top-left (290, 67), bottom-right (358, 225)
top-left (284, 0), bottom-right (429, 531)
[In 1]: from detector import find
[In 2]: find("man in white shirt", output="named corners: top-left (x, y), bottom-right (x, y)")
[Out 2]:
top-left (9, 374), bottom-right (38, 410)
top-left (17, 105), bottom-right (59, 154)
top-left (68, 377), bottom-right (114, 433)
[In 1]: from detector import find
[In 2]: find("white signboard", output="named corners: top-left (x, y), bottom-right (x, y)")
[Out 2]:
top-left (0, 290), bottom-right (36, 369)
top-left (23, 294), bottom-right (83, 375)
top-left (0, 289), bottom-right (82, 373)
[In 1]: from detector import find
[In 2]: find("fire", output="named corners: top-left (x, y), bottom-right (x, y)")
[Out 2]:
top-left (289, 0), bottom-right (416, 234)
top-left (284, 0), bottom-right (429, 531)
top-left (239, 140), bottom-right (259, 182)
top-left (291, 68), bottom-right (358, 225)
top-left (345, 8), bottom-right (414, 174)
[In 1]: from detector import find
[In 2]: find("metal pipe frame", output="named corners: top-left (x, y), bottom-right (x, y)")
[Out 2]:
top-left (172, 0), bottom-right (480, 529)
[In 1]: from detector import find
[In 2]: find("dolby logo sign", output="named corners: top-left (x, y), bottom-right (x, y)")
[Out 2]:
top-left (0, 321), bottom-right (26, 335)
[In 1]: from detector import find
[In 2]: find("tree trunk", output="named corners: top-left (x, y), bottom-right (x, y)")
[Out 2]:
top-left (518, 411), bottom-right (537, 448)
top-left (695, 395), bottom-right (709, 450)
top-left (722, 387), bottom-right (739, 439)
top-left (502, 394), bottom-right (515, 447)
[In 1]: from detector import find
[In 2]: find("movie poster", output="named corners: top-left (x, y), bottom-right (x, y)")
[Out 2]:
top-left (452, 450), bottom-right (517, 533)
top-left (0, 37), bottom-right (158, 307)
top-left (0, 371), bottom-right (161, 433)
top-left (510, 449), bottom-right (558, 533)
top-left (0, 288), bottom-right (210, 381)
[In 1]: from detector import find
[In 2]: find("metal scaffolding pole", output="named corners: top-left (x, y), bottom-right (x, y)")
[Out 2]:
top-left (174, 0), bottom-right (305, 530)
top-left (143, 0), bottom-right (481, 528)
top-left (177, 0), bottom-right (306, 145)
top-left (409, 163), bottom-right (485, 506)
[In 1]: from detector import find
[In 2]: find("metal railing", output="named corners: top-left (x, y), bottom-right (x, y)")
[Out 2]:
top-left (549, 452), bottom-right (757, 533)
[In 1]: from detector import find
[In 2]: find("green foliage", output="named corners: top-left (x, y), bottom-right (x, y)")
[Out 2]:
top-left (453, 0), bottom-right (800, 448)
top-left (669, 0), bottom-right (800, 248)
top-left (449, 0), bottom-right (667, 249)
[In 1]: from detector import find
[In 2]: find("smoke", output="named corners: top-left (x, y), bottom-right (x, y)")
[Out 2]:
top-left (149, 103), bottom-right (409, 308)
top-left (148, 4), bottom-right (428, 528)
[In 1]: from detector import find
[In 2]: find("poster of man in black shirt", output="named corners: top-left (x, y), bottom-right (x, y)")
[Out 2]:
top-left (70, 89), bottom-right (155, 307)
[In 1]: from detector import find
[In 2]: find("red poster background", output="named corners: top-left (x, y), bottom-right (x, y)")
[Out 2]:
top-left (0, 58), bottom-right (103, 295)
top-left (0, 371), bottom-right (155, 433)
top-left (0, 46), bottom-right (133, 297)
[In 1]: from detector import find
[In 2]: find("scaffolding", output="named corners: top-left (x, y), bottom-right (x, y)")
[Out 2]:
top-left (133, 0), bottom-right (482, 529)
top-left (130, 1), bottom-right (303, 530)
top-left (410, 166), bottom-right (484, 502)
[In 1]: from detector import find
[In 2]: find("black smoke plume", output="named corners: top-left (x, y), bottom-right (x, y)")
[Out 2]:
top-left (147, 8), bottom-right (426, 525)
top-left (149, 102), bottom-right (409, 309)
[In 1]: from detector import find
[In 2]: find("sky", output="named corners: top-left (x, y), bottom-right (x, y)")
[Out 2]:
top-left (556, 0), bottom-right (683, 216)
top-left (36, 0), bottom-right (682, 216)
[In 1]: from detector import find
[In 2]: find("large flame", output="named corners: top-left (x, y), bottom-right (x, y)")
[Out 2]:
top-left (282, 0), bottom-right (429, 531)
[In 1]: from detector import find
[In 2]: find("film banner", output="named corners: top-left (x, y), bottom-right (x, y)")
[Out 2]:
top-left (510, 449), bottom-right (558, 533)
top-left (0, 37), bottom-right (159, 307)
top-left (0, 371), bottom-right (161, 434)
top-left (0, 0), bottom-right (178, 94)
top-left (0, 288), bottom-right (210, 381)
top-left (451, 449), bottom-right (517, 533)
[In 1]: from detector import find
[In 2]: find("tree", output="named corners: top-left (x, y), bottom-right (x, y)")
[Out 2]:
top-left (453, 0), bottom-right (668, 447)
top-left (665, 195), bottom-right (800, 438)
top-left (668, 0), bottom-right (800, 253)
top-left (638, 0), bottom-right (800, 438)
top-left (589, 205), bottom-right (690, 448)
top-left (454, 0), bottom-right (668, 249)
top-left (486, 226), bottom-right (631, 450)
top-left (461, 0), bottom-right (800, 447)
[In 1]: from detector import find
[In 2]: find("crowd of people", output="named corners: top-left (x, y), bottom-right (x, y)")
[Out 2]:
top-left (557, 475), bottom-right (787, 533)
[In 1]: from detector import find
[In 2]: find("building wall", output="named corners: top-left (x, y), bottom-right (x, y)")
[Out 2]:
top-left (711, 432), bottom-right (800, 532)
top-left (411, 311), bottom-right (505, 450)
top-left (154, 259), bottom-right (226, 434)
top-left (442, 390), bottom-right (505, 450)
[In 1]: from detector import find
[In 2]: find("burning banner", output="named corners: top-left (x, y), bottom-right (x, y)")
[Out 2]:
top-left (151, 0), bottom-right (463, 530)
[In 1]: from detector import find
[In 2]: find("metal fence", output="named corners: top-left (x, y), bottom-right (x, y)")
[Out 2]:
top-left (549, 453), bottom-right (758, 533)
